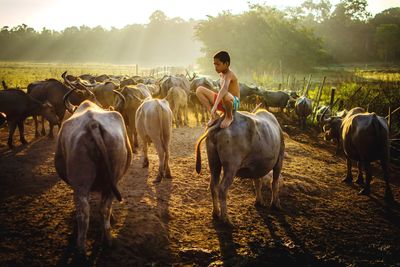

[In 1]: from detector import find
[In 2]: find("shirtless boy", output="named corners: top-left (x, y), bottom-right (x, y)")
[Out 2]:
top-left (195, 51), bottom-right (240, 128)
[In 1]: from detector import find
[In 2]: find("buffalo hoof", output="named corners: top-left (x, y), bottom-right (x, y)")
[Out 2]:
top-left (211, 211), bottom-right (220, 220)
top-left (270, 202), bottom-right (281, 211)
top-left (358, 187), bottom-right (370, 196)
top-left (41, 130), bottom-right (46, 136)
top-left (165, 173), bottom-right (172, 179)
top-left (355, 177), bottom-right (364, 185)
top-left (342, 177), bottom-right (352, 184)
top-left (102, 232), bottom-right (113, 248)
top-left (255, 200), bottom-right (267, 207)
top-left (73, 249), bottom-right (88, 265)
top-left (35, 132), bottom-right (40, 138)
top-left (220, 217), bottom-right (234, 228)
top-left (47, 134), bottom-right (54, 139)
top-left (21, 139), bottom-right (28, 145)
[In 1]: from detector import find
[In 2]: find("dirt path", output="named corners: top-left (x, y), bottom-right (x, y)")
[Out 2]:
top-left (0, 118), bottom-right (400, 266)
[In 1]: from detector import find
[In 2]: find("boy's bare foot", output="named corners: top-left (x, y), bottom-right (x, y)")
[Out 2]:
top-left (207, 114), bottom-right (220, 127)
top-left (220, 116), bottom-right (233, 128)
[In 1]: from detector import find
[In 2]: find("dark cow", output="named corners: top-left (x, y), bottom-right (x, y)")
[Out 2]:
top-left (239, 83), bottom-right (262, 110)
top-left (0, 88), bottom-right (59, 148)
top-left (115, 85), bottom-right (151, 153)
top-left (295, 96), bottom-right (312, 128)
top-left (195, 110), bottom-right (285, 226)
top-left (27, 78), bottom-right (90, 137)
top-left (322, 107), bottom-right (363, 155)
top-left (0, 112), bottom-right (6, 127)
top-left (323, 107), bottom-right (393, 202)
top-left (55, 96), bottom-right (132, 254)
top-left (260, 90), bottom-right (291, 112)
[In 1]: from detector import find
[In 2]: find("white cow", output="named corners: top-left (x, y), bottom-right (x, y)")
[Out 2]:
top-left (135, 98), bottom-right (173, 183)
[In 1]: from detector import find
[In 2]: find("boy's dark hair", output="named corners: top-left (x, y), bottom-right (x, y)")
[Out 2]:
top-left (213, 51), bottom-right (230, 65)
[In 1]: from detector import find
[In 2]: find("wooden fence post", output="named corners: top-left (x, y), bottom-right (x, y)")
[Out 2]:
top-left (312, 76), bottom-right (326, 122)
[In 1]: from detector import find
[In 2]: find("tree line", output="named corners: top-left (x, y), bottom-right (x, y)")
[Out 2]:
top-left (196, 0), bottom-right (400, 74)
top-left (0, 0), bottom-right (399, 73)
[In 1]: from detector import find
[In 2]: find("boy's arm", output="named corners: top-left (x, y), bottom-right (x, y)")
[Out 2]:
top-left (211, 75), bottom-right (231, 114)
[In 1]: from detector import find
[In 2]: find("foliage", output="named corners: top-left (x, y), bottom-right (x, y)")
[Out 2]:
top-left (0, 11), bottom-right (200, 66)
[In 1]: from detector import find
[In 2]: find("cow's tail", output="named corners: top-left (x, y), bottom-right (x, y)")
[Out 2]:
top-left (195, 129), bottom-right (209, 174)
top-left (372, 113), bottom-right (388, 157)
top-left (157, 102), bottom-right (168, 153)
top-left (87, 120), bottom-right (122, 202)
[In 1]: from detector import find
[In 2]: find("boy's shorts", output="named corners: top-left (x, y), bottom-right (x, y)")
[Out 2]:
top-left (213, 93), bottom-right (240, 112)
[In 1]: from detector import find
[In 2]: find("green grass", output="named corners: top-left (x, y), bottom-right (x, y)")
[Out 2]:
top-left (0, 61), bottom-right (141, 88)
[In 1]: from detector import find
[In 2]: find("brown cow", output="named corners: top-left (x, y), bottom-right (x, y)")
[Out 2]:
top-left (135, 98), bottom-right (173, 183)
top-left (55, 98), bottom-right (132, 255)
top-left (165, 86), bottom-right (188, 127)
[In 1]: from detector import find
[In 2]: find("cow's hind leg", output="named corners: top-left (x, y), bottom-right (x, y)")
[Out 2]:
top-left (359, 161), bottom-right (371, 196)
top-left (7, 120), bottom-right (17, 149)
top-left (33, 116), bottom-right (40, 137)
top-left (153, 140), bottom-right (166, 183)
top-left (74, 192), bottom-right (90, 254)
top-left (355, 161), bottom-right (364, 185)
top-left (184, 105), bottom-right (189, 126)
top-left (17, 120), bottom-right (27, 145)
top-left (271, 155), bottom-right (283, 210)
top-left (48, 121), bottom-right (54, 138)
top-left (41, 116), bottom-right (46, 136)
top-left (209, 152), bottom-right (221, 219)
top-left (218, 169), bottom-right (235, 226)
top-left (342, 157), bottom-right (353, 183)
top-left (100, 192), bottom-right (114, 247)
top-left (141, 139), bottom-right (149, 168)
top-left (164, 142), bottom-right (172, 179)
top-left (253, 178), bottom-right (266, 207)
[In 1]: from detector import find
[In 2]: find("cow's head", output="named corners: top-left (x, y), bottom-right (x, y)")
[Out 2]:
top-left (322, 117), bottom-right (342, 141)
top-left (40, 101), bottom-right (60, 125)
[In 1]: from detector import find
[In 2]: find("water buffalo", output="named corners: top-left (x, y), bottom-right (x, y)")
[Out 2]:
top-left (136, 98), bottom-right (173, 183)
top-left (295, 96), bottom-right (312, 128)
top-left (55, 93), bottom-right (132, 255)
top-left (0, 88), bottom-right (59, 148)
top-left (195, 110), bottom-right (285, 226)
top-left (190, 77), bottom-right (216, 125)
top-left (27, 78), bottom-right (90, 137)
top-left (322, 107), bottom-right (393, 202)
top-left (115, 85), bottom-right (151, 153)
top-left (157, 75), bottom-right (190, 98)
top-left (165, 86), bottom-right (188, 127)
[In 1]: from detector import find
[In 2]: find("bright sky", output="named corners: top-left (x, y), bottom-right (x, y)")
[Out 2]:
top-left (1, 0), bottom-right (399, 31)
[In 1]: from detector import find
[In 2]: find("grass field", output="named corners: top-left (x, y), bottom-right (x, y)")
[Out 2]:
top-left (0, 61), bottom-right (399, 117)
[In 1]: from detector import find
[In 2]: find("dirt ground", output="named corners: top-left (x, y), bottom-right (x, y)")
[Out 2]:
top-left (0, 113), bottom-right (400, 267)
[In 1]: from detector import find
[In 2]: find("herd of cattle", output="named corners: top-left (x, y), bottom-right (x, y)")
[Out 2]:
top-left (0, 71), bottom-right (395, 254)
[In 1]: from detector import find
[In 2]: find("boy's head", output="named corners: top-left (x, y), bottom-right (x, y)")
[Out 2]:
top-left (213, 51), bottom-right (230, 73)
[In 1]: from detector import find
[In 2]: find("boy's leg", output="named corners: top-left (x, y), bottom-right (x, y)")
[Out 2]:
top-left (195, 86), bottom-right (220, 126)
top-left (220, 93), bottom-right (234, 128)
